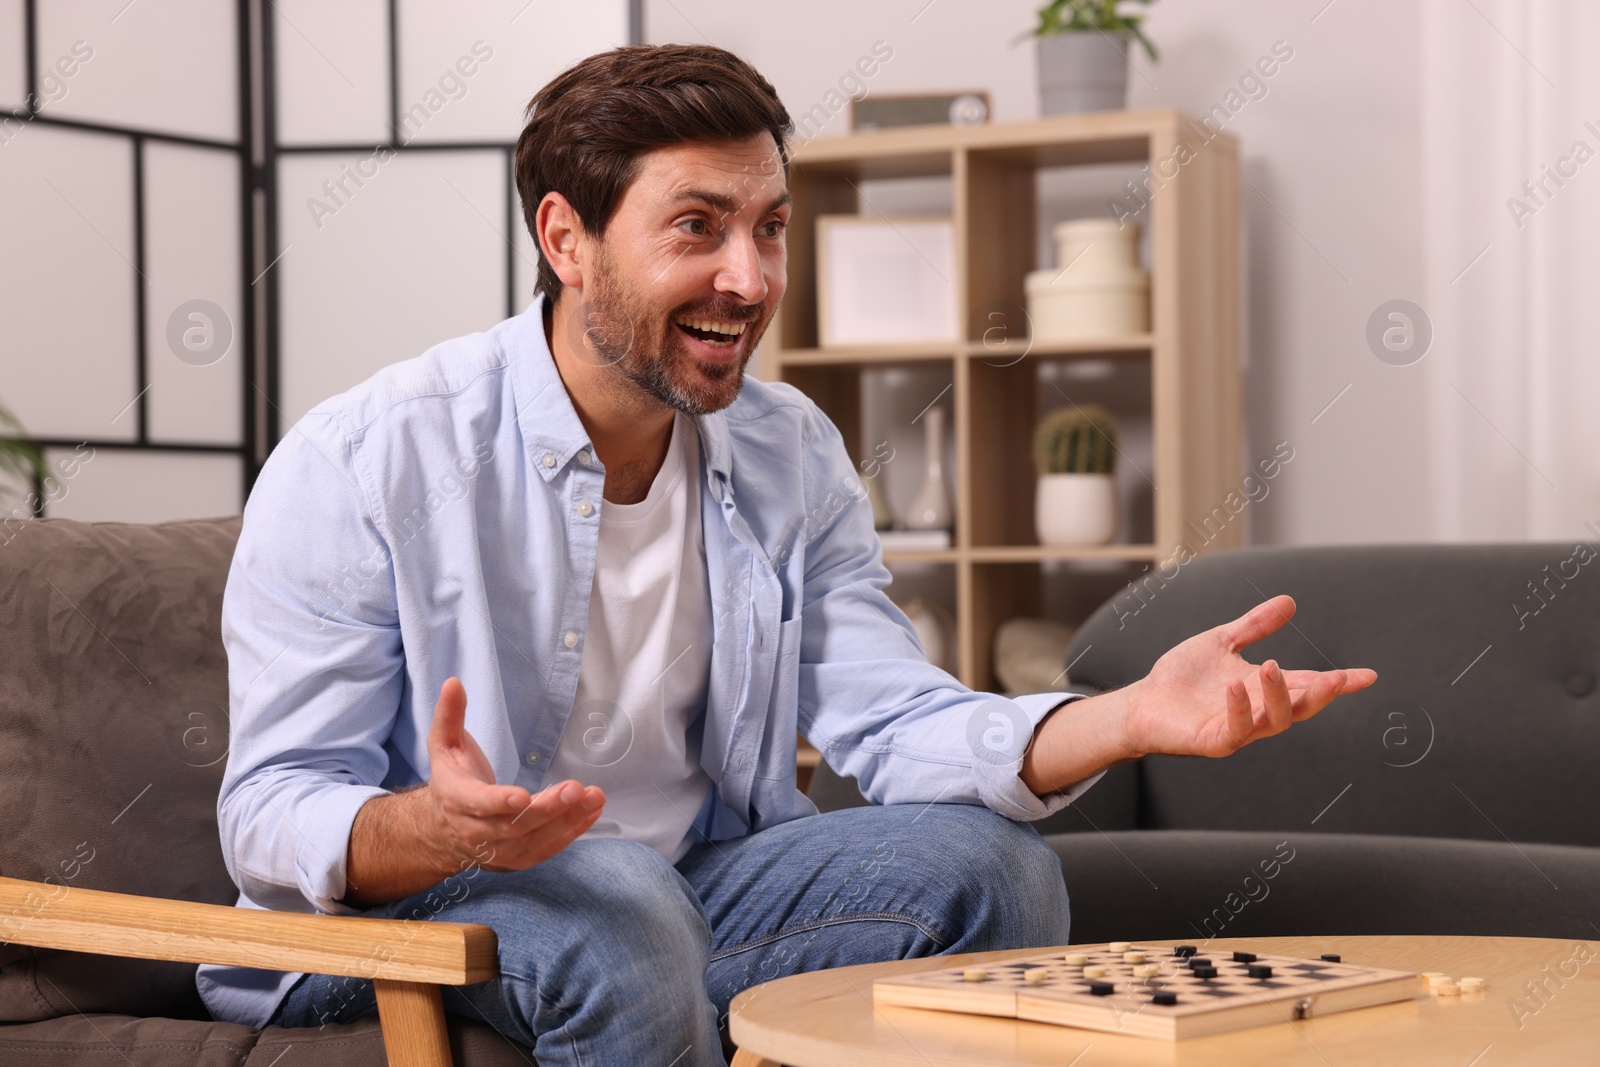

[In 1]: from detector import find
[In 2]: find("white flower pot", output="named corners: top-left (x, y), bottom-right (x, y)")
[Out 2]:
top-left (1035, 473), bottom-right (1118, 546)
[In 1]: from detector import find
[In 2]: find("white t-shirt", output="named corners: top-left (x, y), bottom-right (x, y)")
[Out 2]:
top-left (543, 411), bottom-right (714, 863)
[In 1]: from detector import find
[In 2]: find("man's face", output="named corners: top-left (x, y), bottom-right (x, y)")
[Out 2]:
top-left (571, 133), bottom-right (790, 416)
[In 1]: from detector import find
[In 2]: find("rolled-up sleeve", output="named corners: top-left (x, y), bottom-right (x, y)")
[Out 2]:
top-left (792, 399), bottom-right (1104, 821)
top-left (216, 411), bottom-right (403, 915)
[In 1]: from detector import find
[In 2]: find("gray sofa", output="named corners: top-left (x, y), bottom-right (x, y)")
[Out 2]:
top-left (812, 542), bottom-right (1600, 944)
top-left (0, 517), bottom-right (534, 1066)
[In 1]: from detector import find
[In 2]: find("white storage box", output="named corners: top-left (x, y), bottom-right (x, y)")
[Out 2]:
top-left (1025, 270), bottom-right (1149, 339)
top-left (1026, 218), bottom-right (1149, 341)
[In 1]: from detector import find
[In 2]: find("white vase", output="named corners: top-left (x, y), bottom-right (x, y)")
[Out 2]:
top-left (903, 406), bottom-right (953, 531)
top-left (1035, 473), bottom-right (1118, 546)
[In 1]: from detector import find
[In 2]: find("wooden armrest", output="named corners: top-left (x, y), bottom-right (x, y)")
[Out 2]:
top-left (0, 875), bottom-right (498, 985)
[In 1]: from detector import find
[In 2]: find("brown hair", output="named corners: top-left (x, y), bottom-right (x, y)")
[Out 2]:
top-left (515, 44), bottom-right (793, 302)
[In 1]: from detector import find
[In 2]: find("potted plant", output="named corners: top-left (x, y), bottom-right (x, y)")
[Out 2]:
top-left (0, 400), bottom-right (44, 510)
top-left (1034, 404), bottom-right (1119, 545)
top-left (1020, 0), bottom-right (1159, 115)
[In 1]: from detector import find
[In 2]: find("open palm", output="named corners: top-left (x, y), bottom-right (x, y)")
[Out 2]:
top-left (1123, 594), bottom-right (1378, 758)
top-left (425, 677), bottom-right (606, 872)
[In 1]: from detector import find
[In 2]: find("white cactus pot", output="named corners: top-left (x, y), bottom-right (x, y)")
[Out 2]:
top-left (1035, 473), bottom-right (1118, 546)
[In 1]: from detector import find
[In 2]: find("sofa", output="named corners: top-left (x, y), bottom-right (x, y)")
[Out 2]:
top-left (812, 542), bottom-right (1600, 945)
top-left (0, 516), bottom-right (532, 1066)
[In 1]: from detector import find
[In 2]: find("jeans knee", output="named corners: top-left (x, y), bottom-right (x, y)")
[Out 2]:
top-left (998, 818), bottom-right (1071, 941)
top-left (572, 838), bottom-right (713, 960)
top-left (923, 806), bottom-right (1070, 949)
top-left (443, 839), bottom-right (717, 1052)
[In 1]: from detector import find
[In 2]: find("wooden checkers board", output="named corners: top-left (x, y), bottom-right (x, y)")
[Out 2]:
top-left (872, 944), bottom-right (1419, 1040)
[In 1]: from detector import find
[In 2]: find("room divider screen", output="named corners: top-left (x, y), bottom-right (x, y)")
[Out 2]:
top-left (1, 0), bottom-right (639, 523)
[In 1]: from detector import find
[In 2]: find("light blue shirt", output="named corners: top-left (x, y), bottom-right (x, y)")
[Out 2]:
top-left (196, 293), bottom-right (1098, 1028)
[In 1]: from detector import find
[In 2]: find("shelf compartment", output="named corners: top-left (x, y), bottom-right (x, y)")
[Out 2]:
top-left (965, 354), bottom-right (1155, 551)
top-left (965, 558), bottom-right (1155, 694)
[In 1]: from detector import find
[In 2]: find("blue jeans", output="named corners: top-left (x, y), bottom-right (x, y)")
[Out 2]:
top-left (269, 802), bottom-right (1070, 1067)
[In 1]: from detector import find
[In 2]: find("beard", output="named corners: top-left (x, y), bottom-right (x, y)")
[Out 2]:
top-left (577, 246), bottom-right (768, 416)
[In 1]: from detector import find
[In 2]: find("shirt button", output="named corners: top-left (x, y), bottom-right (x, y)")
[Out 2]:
top-left (524, 749), bottom-right (541, 766)
top-left (577, 449), bottom-right (592, 466)
top-left (576, 500), bottom-right (594, 517)
top-left (541, 452), bottom-right (556, 468)
top-left (563, 631), bottom-right (578, 648)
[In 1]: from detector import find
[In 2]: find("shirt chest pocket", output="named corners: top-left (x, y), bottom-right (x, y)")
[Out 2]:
top-left (755, 614), bottom-right (805, 782)
top-left (770, 614), bottom-right (803, 710)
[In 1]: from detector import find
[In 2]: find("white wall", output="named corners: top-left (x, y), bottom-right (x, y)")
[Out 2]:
top-left (648, 0), bottom-right (1433, 545)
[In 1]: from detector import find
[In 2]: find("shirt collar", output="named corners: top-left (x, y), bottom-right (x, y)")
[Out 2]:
top-left (507, 291), bottom-right (735, 490)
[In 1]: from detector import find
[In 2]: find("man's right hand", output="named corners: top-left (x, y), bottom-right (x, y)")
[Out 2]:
top-left (425, 676), bottom-right (606, 873)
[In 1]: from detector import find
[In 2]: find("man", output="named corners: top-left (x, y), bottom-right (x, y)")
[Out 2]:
top-left (196, 43), bottom-right (1374, 1066)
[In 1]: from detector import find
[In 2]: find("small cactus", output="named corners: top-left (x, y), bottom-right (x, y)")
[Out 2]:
top-left (1034, 404), bottom-right (1118, 475)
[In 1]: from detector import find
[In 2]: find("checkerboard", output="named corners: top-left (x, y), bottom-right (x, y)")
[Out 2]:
top-left (872, 944), bottom-right (1419, 1040)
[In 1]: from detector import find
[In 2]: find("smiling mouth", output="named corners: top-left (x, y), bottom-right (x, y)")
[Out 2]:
top-left (673, 315), bottom-right (750, 348)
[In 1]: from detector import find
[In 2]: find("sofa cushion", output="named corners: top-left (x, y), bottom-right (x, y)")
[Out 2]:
top-left (1050, 828), bottom-right (1600, 945)
top-left (1063, 543), bottom-right (1600, 847)
top-left (0, 1014), bottom-right (255, 1067)
top-left (0, 1012), bottom-right (538, 1066)
top-left (0, 517), bottom-right (243, 1022)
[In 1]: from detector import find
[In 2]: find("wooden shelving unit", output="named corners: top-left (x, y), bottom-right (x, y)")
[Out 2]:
top-left (770, 109), bottom-right (1243, 693)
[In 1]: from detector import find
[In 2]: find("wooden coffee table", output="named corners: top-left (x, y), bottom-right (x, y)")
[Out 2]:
top-left (728, 935), bottom-right (1598, 1066)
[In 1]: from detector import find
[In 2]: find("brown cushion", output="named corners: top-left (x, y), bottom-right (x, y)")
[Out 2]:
top-left (0, 1013), bottom-right (538, 1066)
top-left (0, 1014), bottom-right (256, 1067)
top-left (0, 516), bottom-right (243, 1022)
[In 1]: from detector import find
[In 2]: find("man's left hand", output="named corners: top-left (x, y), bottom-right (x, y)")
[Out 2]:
top-left (1021, 594), bottom-right (1377, 796)
top-left (1120, 593), bottom-right (1377, 759)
